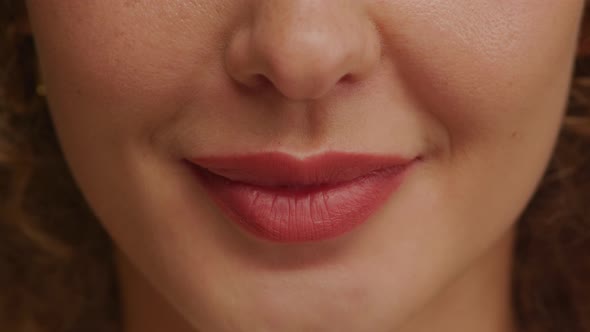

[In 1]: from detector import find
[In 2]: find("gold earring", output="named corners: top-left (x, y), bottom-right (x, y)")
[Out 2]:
top-left (36, 83), bottom-right (46, 97)
top-left (35, 60), bottom-right (46, 96)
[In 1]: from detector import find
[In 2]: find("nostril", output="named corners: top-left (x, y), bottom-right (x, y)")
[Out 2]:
top-left (339, 73), bottom-right (355, 84)
top-left (239, 73), bottom-right (273, 91)
top-left (255, 74), bottom-right (273, 88)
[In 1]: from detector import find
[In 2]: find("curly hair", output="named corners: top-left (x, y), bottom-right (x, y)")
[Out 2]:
top-left (0, 2), bottom-right (120, 332)
top-left (1, 1), bottom-right (589, 332)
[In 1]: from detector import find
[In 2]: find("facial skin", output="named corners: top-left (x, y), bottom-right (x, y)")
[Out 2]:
top-left (25, 1), bottom-right (584, 331)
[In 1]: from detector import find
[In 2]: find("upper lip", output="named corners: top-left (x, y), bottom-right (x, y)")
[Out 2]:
top-left (188, 152), bottom-right (417, 187)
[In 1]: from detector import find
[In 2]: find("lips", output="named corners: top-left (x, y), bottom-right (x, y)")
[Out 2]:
top-left (188, 152), bottom-right (418, 243)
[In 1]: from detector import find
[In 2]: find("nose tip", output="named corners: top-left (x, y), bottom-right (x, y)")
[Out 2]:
top-left (224, 2), bottom-right (381, 101)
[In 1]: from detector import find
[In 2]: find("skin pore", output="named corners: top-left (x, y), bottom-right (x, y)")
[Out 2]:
top-left (24, 1), bottom-right (584, 331)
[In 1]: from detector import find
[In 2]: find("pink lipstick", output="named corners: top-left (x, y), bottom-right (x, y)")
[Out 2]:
top-left (188, 152), bottom-right (417, 243)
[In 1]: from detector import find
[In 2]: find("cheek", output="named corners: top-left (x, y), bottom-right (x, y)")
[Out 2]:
top-left (375, 1), bottom-right (582, 146)
top-left (26, 0), bottom-right (236, 142)
top-left (367, 1), bottom-right (583, 255)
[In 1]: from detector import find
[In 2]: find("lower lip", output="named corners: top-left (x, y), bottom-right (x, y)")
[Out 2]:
top-left (192, 162), bottom-right (415, 243)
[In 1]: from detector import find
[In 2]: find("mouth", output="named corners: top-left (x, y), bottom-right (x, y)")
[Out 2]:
top-left (187, 152), bottom-right (419, 243)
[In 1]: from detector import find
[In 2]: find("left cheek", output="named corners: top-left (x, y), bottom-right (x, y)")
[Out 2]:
top-left (406, 4), bottom-right (579, 151)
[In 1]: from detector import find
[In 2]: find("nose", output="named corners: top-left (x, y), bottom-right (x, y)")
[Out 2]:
top-left (225, 1), bottom-right (382, 101)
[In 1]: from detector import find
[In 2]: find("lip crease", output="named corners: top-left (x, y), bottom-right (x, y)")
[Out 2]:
top-left (187, 152), bottom-right (419, 242)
